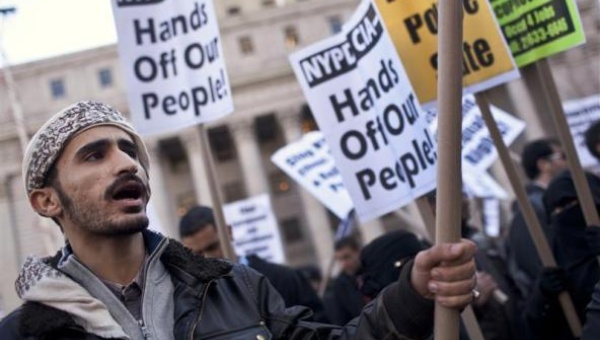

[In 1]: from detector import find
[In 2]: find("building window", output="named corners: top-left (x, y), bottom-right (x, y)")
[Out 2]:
top-left (239, 36), bottom-right (254, 55)
top-left (300, 104), bottom-right (318, 133)
top-left (328, 16), bottom-right (343, 34)
top-left (223, 181), bottom-right (246, 203)
top-left (280, 217), bottom-right (304, 243)
top-left (208, 126), bottom-right (235, 162)
top-left (98, 68), bottom-right (113, 88)
top-left (159, 137), bottom-right (187, 169)
top-left (255, 114), bottom-right (279, 144)
top-left (50, 79), bottom-right (66, 99)
top-left (270, 171), bottom-right (292, 195)
top-left (227, 6), bottom-right (241, 16)
top-left (284, 26), bottom-right (300, 49)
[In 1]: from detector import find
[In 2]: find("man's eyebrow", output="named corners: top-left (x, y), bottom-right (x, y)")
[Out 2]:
top-left (75, 139), bottom-right (110, 159)
top-left (118, 138), bottom-right (137, 151)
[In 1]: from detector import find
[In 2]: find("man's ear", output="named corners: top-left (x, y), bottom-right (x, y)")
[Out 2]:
top-left (29, 188), bottom-right (62, 218)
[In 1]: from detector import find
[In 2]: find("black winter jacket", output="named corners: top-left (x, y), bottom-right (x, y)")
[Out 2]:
top-left (0, 236), bottom-right (434, 340)
top-left (246, 254), bottom-right (329, 323)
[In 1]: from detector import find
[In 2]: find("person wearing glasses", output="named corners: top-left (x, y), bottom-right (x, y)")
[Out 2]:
top-left (507, 139), bottom-right (568, 298)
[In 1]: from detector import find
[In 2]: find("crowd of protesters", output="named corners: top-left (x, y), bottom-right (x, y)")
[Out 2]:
top-left (0, 100), bottom-right (598, 340)
top-left (316, 130), bottom-right (600, 340)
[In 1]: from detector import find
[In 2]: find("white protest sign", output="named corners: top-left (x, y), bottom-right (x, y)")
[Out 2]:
top-left (429, 94), bottom-right (526, 172)
top-left (111, 0), bottom-right (233, 135)
top-left (482, 198), bottom-right (501, 237)
top-left (563, 95), bottom-right (600, 169)
top-left (223, 194), bottom-right (285, 264)
top-left (289, 0), bottom-right (437, 222)
top-left (271, 131), bottom-right (354, 219)
top-left (462, 165), bottom-right (509, 200)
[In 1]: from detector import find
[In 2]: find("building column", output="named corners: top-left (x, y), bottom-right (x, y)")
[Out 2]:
top-left (231, 120), bottom-right (270, 196)
top-left (145, 139), bottom-right (176, 237)
top-left (357, 219), bottom-right (386, 244)
top-left (279, 111), bottom-right (335, 271)
top-left (181, 129), bottom-right (215, 208)
top-left (0, 172), bottom-right (23, 314)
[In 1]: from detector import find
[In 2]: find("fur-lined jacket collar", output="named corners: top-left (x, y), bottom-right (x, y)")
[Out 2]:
top-left (14, 232), bottom-right (232, 339)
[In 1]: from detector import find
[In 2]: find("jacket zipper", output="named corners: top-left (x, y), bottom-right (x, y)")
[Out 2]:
top-left (138, 237), bottom-right (168, 340)
top-left (139, 319), bottom-right (150, 340)
top-left (188, 279), bottom-right (214, 340)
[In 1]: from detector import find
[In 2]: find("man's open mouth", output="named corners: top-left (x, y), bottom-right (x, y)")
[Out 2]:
top-left (111, 181), bottom-right (145, 201)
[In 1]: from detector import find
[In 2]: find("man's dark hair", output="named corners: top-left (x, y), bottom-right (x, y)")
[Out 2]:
top-left (585, 121), bottom-right (600, 161)
top-left (179, 205), bottom-right (215, 238)
top-left (521, 138), bottom-right (559, 180)
top-left (334, 236), bottom-right (360, 251)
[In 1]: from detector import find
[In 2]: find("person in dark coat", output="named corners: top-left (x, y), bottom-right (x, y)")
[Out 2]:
top-left (583, 279), bottom-right (600, 339)
top-left (179, 205), bottom-right (330, 323)
top-left (324, 237), bottom-right (364, 325)
top-left (525, 171), bottom-right (600, 339)
top-left (507, 139), bottom-right (568, 298)
top-left (357, 230), bottom-right (426, 301)
top-left (585, 120), bottom-right (600, 163)
top-left (0, 101), bottom-right (478, 339)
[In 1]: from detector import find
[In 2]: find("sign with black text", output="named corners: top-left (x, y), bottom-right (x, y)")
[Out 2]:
top-left (376, 0), bottom-right (519, 108)
top-left (271, 131), bottom-right (354, 219)
top-left (223, 194), bottom-right (285, 264)
top-left (289, 0), bottom-right (437, 221)
top-left (429, 95), bottom-right (526, 172)
top-left (111, 0), bottom-right (233, 135)
top-left (564, 95), bottom-right (600, 169)
top-left (490, 0), bottom-right (586, 66)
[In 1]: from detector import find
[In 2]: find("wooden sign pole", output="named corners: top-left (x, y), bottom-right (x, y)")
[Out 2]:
top-left (534, 59), bottom-right (600, 227)
top-left (415, 197), bottom-right (485, 340)
top-left (434, 0), bottom-right (464, 337)
top-left (475, 93), bottom-right (582, 337)
top-left (197, 124), bottom-right (236, 260)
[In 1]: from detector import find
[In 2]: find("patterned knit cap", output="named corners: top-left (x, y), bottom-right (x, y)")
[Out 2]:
top-left (22, 101), bottom-right (150, 195)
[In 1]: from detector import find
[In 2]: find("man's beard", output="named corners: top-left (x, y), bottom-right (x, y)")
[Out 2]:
top-left (55, 180), bottom-right (149, 236)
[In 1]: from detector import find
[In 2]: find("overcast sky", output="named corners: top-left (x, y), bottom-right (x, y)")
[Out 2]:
top-left (0, 0), bottom-right (116, 65)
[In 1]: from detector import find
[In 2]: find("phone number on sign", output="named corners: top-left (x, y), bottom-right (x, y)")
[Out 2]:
top-left (519, 17), bottom-right (570, 51)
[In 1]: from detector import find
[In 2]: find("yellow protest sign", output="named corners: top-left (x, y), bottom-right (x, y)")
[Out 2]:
top-left (375, 0), bottom-right (519, 108)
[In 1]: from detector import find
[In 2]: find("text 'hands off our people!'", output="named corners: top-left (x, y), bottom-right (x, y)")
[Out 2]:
top-left (131, 2), bottom-right (228, 119)
top-left (298, 7), bottom-right (437, 202)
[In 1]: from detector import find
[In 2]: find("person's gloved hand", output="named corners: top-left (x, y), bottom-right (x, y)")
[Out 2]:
top-left (585, 225), bottom-right (600, 255)
top-left (538, 267), bottom-right (566, 297)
